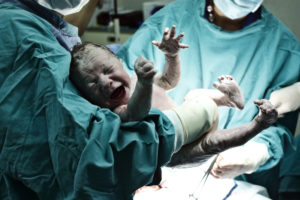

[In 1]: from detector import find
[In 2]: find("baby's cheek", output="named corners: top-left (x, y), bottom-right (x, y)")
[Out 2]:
top-left (122, 88), bottom-right (131, 104)
top-left (113, 105), bottom-right (127, 115)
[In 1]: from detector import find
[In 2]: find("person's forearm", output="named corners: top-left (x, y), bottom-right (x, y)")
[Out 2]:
top-left (155, 54), bottom-right (180, 90)
top-left (270, 82), bottom-right (300, 117)
top-left (123, 81), bottom-right (153, 122)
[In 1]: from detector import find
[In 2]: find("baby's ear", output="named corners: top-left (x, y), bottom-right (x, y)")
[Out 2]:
top-left (119, 58), bottom-right (124, 67)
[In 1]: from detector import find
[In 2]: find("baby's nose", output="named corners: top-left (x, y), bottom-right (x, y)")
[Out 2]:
top-left (99, 75), bottom-right (113, 94)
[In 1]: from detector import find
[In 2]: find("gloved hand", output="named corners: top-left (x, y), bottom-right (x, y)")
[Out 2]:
top-left (270, 82), bottom-right (300, 117)
top-left (211, 141), bottom-right (269, 179)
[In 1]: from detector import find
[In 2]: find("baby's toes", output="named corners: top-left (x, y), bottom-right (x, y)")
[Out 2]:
top-left (213, 81), bottom-right (220, 89)
top-left (225, 75), bottom-right (233, 80)
top-left (260, 100), bottom-right (276, 114)
top-left (218, 75), bottom-right (225, 81)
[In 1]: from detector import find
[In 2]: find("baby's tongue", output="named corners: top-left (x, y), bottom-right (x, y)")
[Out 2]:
top-left (110, 86), bottom-right (125, 102)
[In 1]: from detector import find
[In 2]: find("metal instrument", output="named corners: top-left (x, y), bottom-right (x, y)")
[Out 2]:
top-left (188, 154), bottom-right (219, 200)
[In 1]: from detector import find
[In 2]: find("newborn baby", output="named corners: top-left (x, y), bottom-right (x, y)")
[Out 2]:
top-left (69, 25), bottom-right (278, 170)
top-left (69, 26), bottom-right (244, 122)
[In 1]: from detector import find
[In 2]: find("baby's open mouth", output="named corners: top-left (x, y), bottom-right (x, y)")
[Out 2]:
top-left (110, 86), bottom-right (125, 102)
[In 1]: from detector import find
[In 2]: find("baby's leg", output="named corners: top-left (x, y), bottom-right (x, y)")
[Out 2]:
top-left (167, 99), bottom-right (277, 167)
top-left (185, 75), bottom-right (244, 110)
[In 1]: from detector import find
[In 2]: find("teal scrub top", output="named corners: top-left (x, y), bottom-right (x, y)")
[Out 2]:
top-left (279, 135), bottom-right (300, 195)
top-left (0, 3), bottom-right (175, 200)
top-left (117, 0), bottom-right (300, 197)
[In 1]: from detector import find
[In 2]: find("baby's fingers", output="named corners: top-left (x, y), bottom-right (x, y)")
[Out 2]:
top-left (152, 40), bottom-right (160, 47)
top-left (253, 99), bottom-right (265, 106)
top-left (145, 69), bottom-right (157, 79)
top-left (175, 32), bottom-right (184, 42)
top-left (179, 43), bottom-right (189, 49)
top-left (170, 25), bottom-right (176, 38)
top-left (134, 56), bottom-right (148, 69)
top-left (254, 99), bottom-right (277, 115)
top-left (163, 27), bottom-right (170, 41)
top-left (142, 62), bottom-right (155, 73)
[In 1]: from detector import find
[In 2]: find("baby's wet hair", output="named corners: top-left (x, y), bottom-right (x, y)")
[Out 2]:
top-left (70, 42), bottom-right (117, 73)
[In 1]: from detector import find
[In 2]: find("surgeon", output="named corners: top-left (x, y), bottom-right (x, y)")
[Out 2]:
top-left (0, 0), bottom-right (276, 199)
top-left (0, 0), bottom-right (184, 199)
top-left (0, 0), bottom-right (198, 199)
top-left (116, 0), bottom-right (300, 199)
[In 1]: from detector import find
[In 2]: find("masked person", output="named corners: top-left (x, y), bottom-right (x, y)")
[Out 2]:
top-left (116, 0), bottom-right (300, 199)
top-left (0, 0), bottom-right (279, 199)
top-left (0, 0), bottom-right (176, 199)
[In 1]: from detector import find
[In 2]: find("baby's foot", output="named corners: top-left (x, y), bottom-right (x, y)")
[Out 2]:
top-left (213, 75), bottom-right (244, 109)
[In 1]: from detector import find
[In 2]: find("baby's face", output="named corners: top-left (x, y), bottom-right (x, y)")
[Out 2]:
top-left (79, 48), bottom-right (131, 109)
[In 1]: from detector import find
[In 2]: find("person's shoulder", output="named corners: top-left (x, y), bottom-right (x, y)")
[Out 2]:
top-left (0, 3), bottom-right (53, 34)
top-left (262, 6), bottom-right (300, 52)
top-left (0, 4), bottom-right (69, 67)
top-left (1, 3), bottom-right (63, 52)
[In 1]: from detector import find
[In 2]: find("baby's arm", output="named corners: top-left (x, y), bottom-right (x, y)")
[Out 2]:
top-left (115, 56), bottom-right (156, 122)
top-left (153, 25), bottom-right (189, 90)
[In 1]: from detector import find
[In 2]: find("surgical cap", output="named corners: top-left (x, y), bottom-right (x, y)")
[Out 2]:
top-left (33, 0), bottom-right (89, 15)
top-left (214, 0), bottom-right (263, 20)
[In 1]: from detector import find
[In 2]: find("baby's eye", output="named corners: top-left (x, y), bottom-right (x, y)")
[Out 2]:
top-left (88, 82), bottom-right (97, 89)
top-left (103, 66), bottom-right (113, 74)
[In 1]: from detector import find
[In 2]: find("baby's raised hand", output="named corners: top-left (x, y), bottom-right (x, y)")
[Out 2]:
top-left (152, 25), bottom-right (189, 57)
top-left (254, 99), bottom-right (278, 128)
top-left (134, 56), bottom-right (157, 85)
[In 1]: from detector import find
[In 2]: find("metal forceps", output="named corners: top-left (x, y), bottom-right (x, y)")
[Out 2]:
top-left (188, 154), bottom-right (219, 200)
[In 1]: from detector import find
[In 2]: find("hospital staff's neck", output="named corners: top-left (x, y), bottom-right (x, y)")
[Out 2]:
top-left (212, 3), bottom-right (247, 31)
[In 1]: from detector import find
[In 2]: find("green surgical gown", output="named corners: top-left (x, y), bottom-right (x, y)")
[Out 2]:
top-left (0, 4), bottom-right (175, 200)
top-left (117, 0), bottom-right (300, 198)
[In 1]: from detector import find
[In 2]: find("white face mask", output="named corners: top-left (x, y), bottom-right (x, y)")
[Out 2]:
top-left (34, 0), bottom-right (89, 15)
top-left (214, 0), bottom-right (263, 20)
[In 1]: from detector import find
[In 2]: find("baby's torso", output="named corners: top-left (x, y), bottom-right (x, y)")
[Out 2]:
top-left (130, 75), bottom-right (177, 110)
